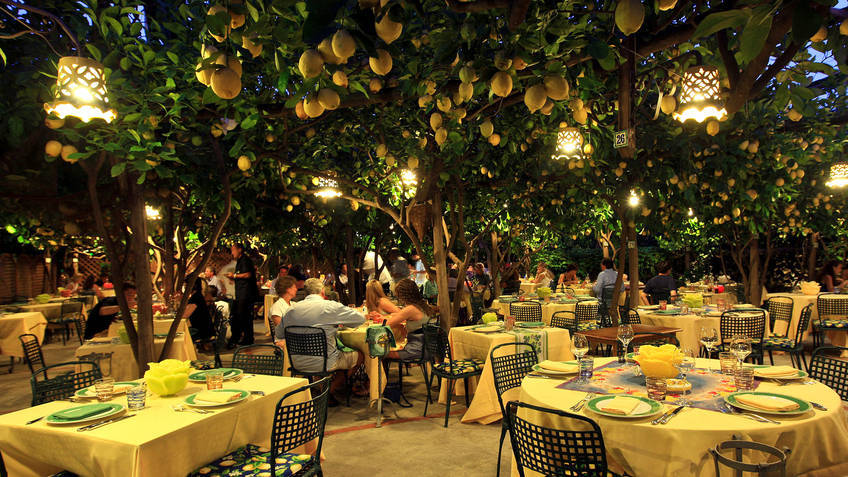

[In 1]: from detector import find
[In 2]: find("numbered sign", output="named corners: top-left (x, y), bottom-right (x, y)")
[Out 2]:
top-left (614, 130), bottom-right (628, 149)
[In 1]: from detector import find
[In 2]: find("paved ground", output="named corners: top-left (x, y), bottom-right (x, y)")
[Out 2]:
top-left (1, 319), bottom-right (807, 477)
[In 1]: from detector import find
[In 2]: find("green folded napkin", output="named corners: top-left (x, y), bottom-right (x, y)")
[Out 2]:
top-left (516, 321), bottom-right (545, 327)
top-left (52, 404), bottom-right (113, 421)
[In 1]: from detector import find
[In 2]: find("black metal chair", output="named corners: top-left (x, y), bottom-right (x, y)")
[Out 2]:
top-left (232, 344), bottom-right (286, 376)
top-left (576, 301), bottom-right (601, 331)
top-left (283, 326), bottom-right (330, 378)
top-left (813, 293), bottom-right (848, 348)
top-left (422, 324), bottom-right (483, 427)
top-left (505, 400), bottom-right (612, 477)
top-left (647, 288), bottom-right (671, 305)
top-left (718, 310), bottom-right (766, 364)
top-left (490, 342), bottom-right (537, 477)
top-left (710, 436), bottom-right (790, 477)
top-left (763, 296), bottom-right (794, 335)
top-left (807, 346), bottom-right (848, 401)
top-left (509, 301), bottom-right (543, 322)
top-left (30, 361), bottom-right (102, 406)
top-left (47, 301), bottom-right (83, 345)
top-left (550, 310), bottom-right (578, 334)
top-left (18, 333), bottom-right (45, 374)
top-left (619, 306), bottom-right (641, 325)
top-left (763, 304), bottom-right (812, 369)
top-left (189, 377), bottom-right (331, 477)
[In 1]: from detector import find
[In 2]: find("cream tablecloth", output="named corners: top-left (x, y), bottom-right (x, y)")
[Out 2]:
top-left (263, 294), bottom-right (277, 336)
top-left (441, 325), bottom-right (574, 424)
top-left (19, 302), bottom-right (71, 321)
top-left (74, 335), bottom-right (197, 380)
top-left (640, 309), bottom-right (770, 352)
top-left (491, 300), bottom-right (599, 326)
top-left (0, 312), bottom-right (47, 358)
top-left (513, 357), bottom-right (848, 477)
top-left (0, 375), bottom-right (312, 477)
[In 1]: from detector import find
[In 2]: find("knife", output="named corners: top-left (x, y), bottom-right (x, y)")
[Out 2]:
top-left (660, 406), bottom-right (685, 424)
top-left (650, 407), bottom-right (674, 425)
top-left (810, 401), bottom-right (828, 411)
top-left (77, 413), bottom-right (135, 432)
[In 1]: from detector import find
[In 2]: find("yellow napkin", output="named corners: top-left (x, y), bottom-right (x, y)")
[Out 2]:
top-left (598, 397), bottom-right (640, 415)
top-left (473, 326), bottom-right (501, 333)
top-left (195, 391), bottom-right (242, 403)
top-left (735, 394), bottom-right (799, 412)
top-left (754, 366), bottom-right (799, 378)
top-left (538, 361), bottom-right (578, 373)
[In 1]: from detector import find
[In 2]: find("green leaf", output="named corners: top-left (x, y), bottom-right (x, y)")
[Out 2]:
top-left (691, 10), bottom-right (750, 41)
top-left (111, 162), bottom-right (127, 177)
top-left (277, 70), bottom-right (289, 93)
top-left (241, 113), bottom-right (259, 129)
top-left (165, 77), bottom-right (176, 90)
top-left (130, 22), bottom-right (142, 37)
top-left (137, 173), bottom-right (146, 184)
top-left (586, 39), bottom-right (609, 60)
top-left (104, 16), bottom-right (123, 36)
top-left (246, 1), bottom-right (260, 22)
top-left (120, 56), bottom-right (131, 70)
top-left (350, 80), bottom-right (368, 97)
top-left (85, 44), bottom-right (102, 62)
top-left (166, 52), bottom-right (179, 64)
top-left (737, 10), bottom-right (772, 65)
top-left (0, 47), bottom-right (5, 67)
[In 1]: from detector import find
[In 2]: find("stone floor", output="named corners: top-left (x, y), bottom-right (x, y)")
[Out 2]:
top-left (0, 319), bottom-right (811, 477)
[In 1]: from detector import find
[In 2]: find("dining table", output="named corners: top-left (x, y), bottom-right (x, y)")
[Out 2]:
top-left (638, 307), bottom-right (771, 352)
top-left (761, 291), bottom-right (820, 339)
top-left (578, 324), bottom-right (684, 356)
top-left (512, 357), bottom-right (848, 477)
top-left (0, 375), bottom-right (314, 477)
top-left (441, 324), bottom-right (574, 424)
top-left (0, 312), bottom-right (47, 358)
top-left (490, 298), bottom-right (599, 325)
top-left (18, 300), bottom-right (85, 321)
top-left (74, 334), bottom-right (197, 380)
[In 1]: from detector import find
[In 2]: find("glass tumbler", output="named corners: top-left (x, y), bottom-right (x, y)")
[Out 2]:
top-left (645, 377), bottom-right (667, 401)
top-left (578, 356), bottom-right (594, 381)
top-left (206, 370), bottom-right (225, 390)
top-left (127, 383), bottom-right (147, 410)
top-left (94, 378), bottom-right (115, 402)
top-left (719, 352), bottom-right (737, 375)
top-left (734, 366), bottom-right (755, 391)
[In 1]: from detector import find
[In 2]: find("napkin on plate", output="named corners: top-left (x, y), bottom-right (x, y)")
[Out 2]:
top-left (195, 391), bottom-right (242, 403)
top-left (538, 361), bottom-right (578, 373)
top-left (474, 326), bottom-right (501, 333)
top-left (52, 404), bottom-right (114, 420)
top-left (598, 397), bottom-right (640, 415)
top-left (734, 394), bottom-right (799, 412)
top-left (754, 366), bottom-right (799, 378)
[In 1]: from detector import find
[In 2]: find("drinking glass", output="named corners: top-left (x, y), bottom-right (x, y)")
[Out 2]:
top-left (719, 352), bottom-right (737, 375)
top-left (571, 334), bottom-right (589, 360)
top-left (659, 300), bottom-right (668, 310)
top-left (734, 366), bottom-right (755, 391)
top-left (699, 327), bottom-right (719, 372)
top-left (730, 335), bottom-right (751, 365)
top-left (645, 376), bottom-right (667, 401)
top-left (206, 370), bottom-right (224, 390)
top-left (94, 377), bottom-right (115, 402)
top-left (674, 348), bottom-right (696, 405)
top-left (617, 324), bottom-right (634, 363)
top-left (578, 356), bottom-right (594, 382)
top-left (127, 383), bottom-right (147, 410)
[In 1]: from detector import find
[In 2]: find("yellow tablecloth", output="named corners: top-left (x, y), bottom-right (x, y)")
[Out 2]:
top-left (441, 325), bottom-right (574, 424)
top-left (263, 294), bottom-right (276, 336)
top-left (762, 292), bottom-right (819, 339)
top-left (338, 325), bottom-right (388, 402)
top-left (0, 312), bottom-right (47, 358)
top-left (0, 375), bottom-right (312, 477)
top-left (701, 292), bottom-right (739, 306)
top-left (640, 309), bottom-right (770, 352)
top-left (106, 319), bottom-right (196, 362)
top-left (513, 357), bottom-right (848, 477)
top-left (19, 302), bottom-right (71, 321)
top-left (492, 300), bottom-right (600, 325)
top-left (74, 336), bottom-right (197, 380)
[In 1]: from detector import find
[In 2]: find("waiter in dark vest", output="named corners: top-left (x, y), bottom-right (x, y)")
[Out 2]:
top-left (226, 243), bottom-right (258, 347)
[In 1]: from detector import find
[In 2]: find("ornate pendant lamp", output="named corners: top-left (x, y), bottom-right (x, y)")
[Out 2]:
top-left (673, 66), bottom-right (727, 123)
top-left (553, 127), bottom-right (583, 160)
top-left (400, 169), bottom-right (417, 187)
top-left (826, 162), bottom-right (848, 188)
top-left (315, 176), bottom-right (342, 198)
top-left (44, 56), bottom-right (117, 123)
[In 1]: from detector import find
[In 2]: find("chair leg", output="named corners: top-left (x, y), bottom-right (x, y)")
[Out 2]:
top-left (463, 377), bottom-right (471, 407)
top-left (444, 379), bottom-right (454, 428)
top-left (767, 350), bottom-right (774, 366)
top-left (424, 374), bottom-right (436, 417)
top-left (496, 424), bottom-right (506, 477)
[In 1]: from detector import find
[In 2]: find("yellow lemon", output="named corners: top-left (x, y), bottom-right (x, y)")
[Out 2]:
top-left (658, 0), bottom-right (677, 11)
top-left (295, 101), bottom-right (308, 120)
top-left (45, 118), bottom-right (65, 129)
top-left (488, 133), bottom-right (501, 146)
top-left (303, 96), bottom-right (325, 118)
top-left (229, 11), bottom-right (245, 29)
top-left (242, 35), bottom-right (263, 58)
top-left (45, 140), bottom-right (62, 157)
top-left (211, 67), bottom-right (241, 99)
top-left (573, 107), bottom-right (588, 124)
top-left (407, 156), bottom-right (419, 168)
top-left (332, 70), bottom-right (348, 87)
top-left (811, 26), bottom-right (827, 42)
top-left (543, 76), bottom-right (569, 100)
top-left (331, 30), bottom-right (356, 61)
top-left (523, 84), bottom-right (547, 112)
top-left (430, 112), bottom-right (443, 131)
top-left (376, 143), bottom-right (387, 157)
top-left (458, 82), bottom-right (474, 102)
top-left (435, 127), bottom-right (447, 145)
top-left (660, 95), bottom-right (676, 115)
top-left (317, 37), bottom-right (341, 65)
top-left (298, 49), bottom-right (323, 78)
top-left (317, 88), bottom-right (340, 110)
top-left (291, 196), bottom-right (301, 206)
top-left (418, 95), bottom-right (432, 108)
top-left (385, 154), bottom-right (396, 166)
top-left (479, 119), bottom-right (494, 138)
top-left (369, 78), bottom-right (383, 92)
top-left (215, 55), bottom-right (242, 77)
top-left (706, 120), bottom-right (719, 136)
top-left (436, 96), bottom-right (452, 112)
top-left (369, 49), bottom-right (392, 75)
top-left (195, 61), bottom-right (213, 85)
top-left (490, 71), bottom-right (512, 97)
top-left (61, 145), bottom-right (78, 162)
top-left (615, 0), bottom-right (644, 35)
top-left (375, 14), bottom-right (402, 44)
top-left (841, 19), bottom-right (848, 36)
top-left (237, 155), bottom-right (251, 171)
top-left (787, 109), bottom-right (802, 121)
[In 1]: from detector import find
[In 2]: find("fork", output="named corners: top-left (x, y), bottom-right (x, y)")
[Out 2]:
top-left (721, 403), bottom-right (779, 424)
top-left (171, 404), bottom-right (212, 414)
top-left (570, 393), bottom-right (594, 412)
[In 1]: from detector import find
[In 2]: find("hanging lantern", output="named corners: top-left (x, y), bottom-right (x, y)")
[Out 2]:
top-left (145, 205), bottom-right (162, 220)
top-left (44, 56), bottom-right (117, 123)
top-left (315, 176), bottom-right (342, 198)
top-left (400, 170), bottom-right (417, 187)
top-left (826, 162), bottom-right (848, 188)
top-left (553, 127), bottom-right (583, 160)
top-left (673, 66), bottom-right (727, 123)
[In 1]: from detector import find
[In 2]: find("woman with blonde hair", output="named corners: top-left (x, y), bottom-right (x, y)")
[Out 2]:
top-left (366, 279), bottom-right (400, 317)
top-left (383, 278), bottom-right (432, 360)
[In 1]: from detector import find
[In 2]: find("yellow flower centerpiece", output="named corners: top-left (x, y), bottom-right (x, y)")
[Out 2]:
top-left (681, 292), bottom-right (703, 309)
top-left (536, 286), bottom-right (552, 300)
top-left (144, 359), bottom-right (191, 396)
top-left (634, 344), bottom-right (683, 378)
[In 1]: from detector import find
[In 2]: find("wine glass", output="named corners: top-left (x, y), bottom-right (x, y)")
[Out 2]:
top-left (675, 348), bottom-right (696, 406)
top-left (617, 324), bottom-right (634, 363)
top-left (699, 327), bottom-right (719, 373)
top-left (571, 334), bottom-right (589, 360)
top-left (730, 335), bottom-right (751, 366)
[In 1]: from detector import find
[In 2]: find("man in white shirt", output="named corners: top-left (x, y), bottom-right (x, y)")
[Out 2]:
top-left (411, 254), bottom-right (426, 288)
top-left (281, 279), bottom-right (365, 400)
top-left (268, 265), bottom-right (289, 296)
top-left (361, 250), bottom-right (391, 286)
top-left (204, 267), bottom-right (226, 297)
top-left (593, 258), bottom-right (618, 297)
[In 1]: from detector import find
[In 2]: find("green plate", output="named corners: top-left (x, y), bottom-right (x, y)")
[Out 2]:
top-left (586, 395), bottom-right (664, 419)
top-left (752, 368), bottom-right (809, 380)
top-left (75, 381), bottom-right (139, 398)
top-left (188, 368), bottom-right (243, 382)
top-left (184, 389), bottom-right (249, 407)
top-left (654, 310), bottom-right (681, 315)
top-left (516, 321), bottom-right (545, 328)
top-left (725, 391), bottom-right (811, 415)
top-left (531, 361), bottom-right (578, 375)
top-left (46, 403), bottom-right (124, 425)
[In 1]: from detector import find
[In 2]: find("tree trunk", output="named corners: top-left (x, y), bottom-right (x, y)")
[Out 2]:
top-left (490, 230), bottom-right (502, 297)
top-left (627, 220), bottom-right (640, 309)
top-left (807, 232), bottom-right (819, 279)
top-left (345, 227), bottom-right (358, 306)
top-left (432, 189), bottom-right (452, 329)
top-left (747, 236), bottom-right (763, 306)
top-left (129, 180), bottom-right (155, 376)
top-left (162, 196), bottom-right (175, 300)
